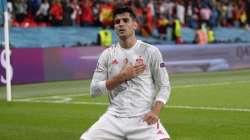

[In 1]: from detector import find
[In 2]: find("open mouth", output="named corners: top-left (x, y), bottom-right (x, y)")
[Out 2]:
top-left (119, 29), bottom-right (125, 33)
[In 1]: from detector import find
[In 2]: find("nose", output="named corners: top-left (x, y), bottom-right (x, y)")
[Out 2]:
top-left (118, 21), bottom-right (125, 26)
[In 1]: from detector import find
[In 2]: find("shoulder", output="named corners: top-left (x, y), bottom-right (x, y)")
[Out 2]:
top-left (139, 41), bottom-right (160, 54)
top-left (99, 43), bottom-right (118, 57)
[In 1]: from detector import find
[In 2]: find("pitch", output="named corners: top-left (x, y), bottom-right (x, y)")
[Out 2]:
top-left (0, 69), bottom-right (250, 140)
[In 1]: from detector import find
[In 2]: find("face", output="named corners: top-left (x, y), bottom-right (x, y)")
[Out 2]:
top-left (114, 12), bottom-right (137, 39)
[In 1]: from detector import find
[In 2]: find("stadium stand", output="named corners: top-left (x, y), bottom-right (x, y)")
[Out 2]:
top-left (6, 0), bottom-right (250, 29)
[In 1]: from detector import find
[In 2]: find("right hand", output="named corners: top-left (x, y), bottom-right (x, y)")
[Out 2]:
top-left (120, 58), bottom-right (146, 81)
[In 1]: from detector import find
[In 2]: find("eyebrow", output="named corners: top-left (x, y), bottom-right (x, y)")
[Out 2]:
top-left (114, 17), bottom-right (130, 23)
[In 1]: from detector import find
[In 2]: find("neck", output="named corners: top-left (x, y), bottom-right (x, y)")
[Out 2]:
top-left (119, 35), bottom-right (137, 49)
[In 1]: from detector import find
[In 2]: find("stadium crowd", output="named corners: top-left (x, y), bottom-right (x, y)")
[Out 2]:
top-left (5, 0), bottom-right (250, 40)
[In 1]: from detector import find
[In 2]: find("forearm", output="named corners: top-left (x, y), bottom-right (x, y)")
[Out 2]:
top-left (106, 72), bottom-right (127, 90)
top-left (151, 101), bottom-right (165, 116)
top-left (90, 80), bottom-right (107, 98)
top-left (91, 73), bottom-right (127, 97)
top-left (155, 84), bottom-right (171, 104)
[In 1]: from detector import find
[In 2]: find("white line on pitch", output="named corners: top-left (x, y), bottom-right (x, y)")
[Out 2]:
top-left (14, 80), bottom-right (250, 101)
top-left (173, 80), bottom-right (250, 88)
top-left (13, 99), bottom-right (250, 112)
top-left (167, 105), bottom-right (250, 112)
top-left (15, 94), bottom-right (88, 101)
top-left (13, 80), bottom-right (250, 112)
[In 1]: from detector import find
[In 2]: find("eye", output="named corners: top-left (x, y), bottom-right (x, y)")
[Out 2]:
top-left (123, 18), bottom-right (129, 23)
top-left (114, 19), bottom-right (120, 25)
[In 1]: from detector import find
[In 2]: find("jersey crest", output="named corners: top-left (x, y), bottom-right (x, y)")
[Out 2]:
top-left (135, 56), bottom-right (144, 65)
top-left (112, 59), bottom-right (119, 64)
top-left (160, 62), bottom-right (165, 68)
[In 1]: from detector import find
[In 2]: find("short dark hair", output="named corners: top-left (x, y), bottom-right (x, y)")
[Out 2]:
top-left (113, 4), bottom-right (136, 20)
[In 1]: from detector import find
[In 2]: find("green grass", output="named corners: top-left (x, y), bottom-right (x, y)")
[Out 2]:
top-left (1, 69), bottom-right (250, 140)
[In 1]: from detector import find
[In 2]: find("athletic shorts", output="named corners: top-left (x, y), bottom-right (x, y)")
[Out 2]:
top-left (80, 112), bottom-right (170, 140)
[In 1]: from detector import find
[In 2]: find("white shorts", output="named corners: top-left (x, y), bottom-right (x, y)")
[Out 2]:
top-left (80, 112), bottom-right (170, 140)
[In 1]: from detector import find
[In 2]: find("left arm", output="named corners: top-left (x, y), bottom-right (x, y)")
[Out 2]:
top-left (144, 48), bottom-right (171, 125)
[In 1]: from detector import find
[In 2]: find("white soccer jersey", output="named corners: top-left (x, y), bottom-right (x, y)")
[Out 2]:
top-left (91, 40), bottom-right (171, 117)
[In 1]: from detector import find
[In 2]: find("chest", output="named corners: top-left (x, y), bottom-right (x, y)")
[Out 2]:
top-left (108, 48), bottom-right (150, 78)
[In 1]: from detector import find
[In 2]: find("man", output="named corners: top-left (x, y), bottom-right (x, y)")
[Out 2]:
top-left (80, 4), bottom-right (171, 140)
top-left (97, 25), bottom-right (112, 48)
top-left (171, 16), bottom-right (182, 44)
top-left (194, 23), bottom-right (208, 45)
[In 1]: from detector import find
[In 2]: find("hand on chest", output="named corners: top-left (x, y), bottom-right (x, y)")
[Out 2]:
top-left (109, 50), bottom-right (148, 76)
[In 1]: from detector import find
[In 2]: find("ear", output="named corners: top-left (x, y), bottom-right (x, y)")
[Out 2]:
top-left (133, 21), bottom-right (138, 29)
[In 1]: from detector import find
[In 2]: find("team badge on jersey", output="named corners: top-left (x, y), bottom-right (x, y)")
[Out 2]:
top-left (160, 62), bottom-right (165, 68)
top-left (135, 56), bottom-right (144, 65)
top-left (112, 59), bottom-right (119, 64)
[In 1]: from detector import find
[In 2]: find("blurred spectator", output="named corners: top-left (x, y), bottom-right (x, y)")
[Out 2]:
top-left (207, 26), bottom-right (215, 43)
top-left (176, 1), bottom-right (185, 24)
top-left (226, 2), bottom-right (234, 26)
top-left (70, 0), bottom-right (81, 26)
top-left (7, 0), bottom-right (14, 25)
top-left (61, 0), bottom-right (73, 26)
top-left (79, 0), bottom-right (94, 26)
top-left (171, 16), bottom-right (182, 44)
top-left (185, 1), bottom-right (193, 27)
top-left (92, 1), bottom-right (101, 26)
top-left (200, 4), bottom-right (211, 27)
top-left (145, 0), bottom-right (154, 28)
top-left (35, 0), bottom-right (49, 24)
top-left (139, 10), bottom-right (152, 38)
top-left (27, 0), bottom-right (41, 17)
top-left (210, 5), bottom-right (219, 28)
top-left (14, 0), bottom-right (27, 23)
top-left (247, 0), bottom-right (250, 27)
top-left (194, 23), bottom-right (208, 45)
top-left (239, 6), bottom-right (248, 28)
top-left (156, 13), bottom-right (168, 40)
top-left (164, 0), bottom-right (175, 20)
top-left (138, 1), bottom-right (154, 38)
top-left (97, 25), bottom-right (112, 48)
top-left (99, 1), bottom-right (113, 27)
top-left (246, 0), bottom-right (250, 29)
top-left (49, 0), bottom-right (63, 26)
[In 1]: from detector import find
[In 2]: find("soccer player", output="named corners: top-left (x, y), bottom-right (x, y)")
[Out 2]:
top-left (80, 4), bottom-right (171, 140)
